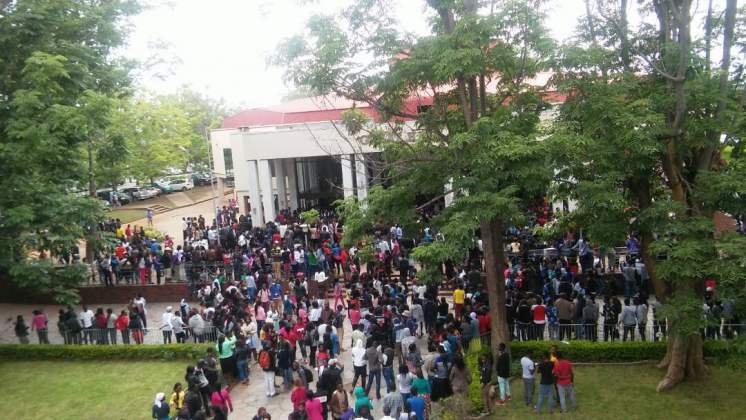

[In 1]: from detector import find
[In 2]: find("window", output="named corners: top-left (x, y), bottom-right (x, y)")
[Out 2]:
top-left (223, 148), bottom-right (234, 176)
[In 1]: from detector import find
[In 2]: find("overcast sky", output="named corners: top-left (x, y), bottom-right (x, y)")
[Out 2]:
top-left (122, 0), bottom-right (717, 110)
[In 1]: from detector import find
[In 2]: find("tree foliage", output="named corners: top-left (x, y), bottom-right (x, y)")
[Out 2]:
top-left (0, 0), bottom-right (139, 303)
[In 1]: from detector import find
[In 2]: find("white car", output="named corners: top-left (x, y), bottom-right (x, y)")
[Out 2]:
top-left (168, 177), bottom-right (194, 191)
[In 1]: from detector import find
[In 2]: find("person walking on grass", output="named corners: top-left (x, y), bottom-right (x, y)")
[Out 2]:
top-left (520, 351), bottom-right (536, 407)
top-left (479, 353), bottom-right (493, 415)
top-left (535, 352), bottom-right (556, 414)
top-left (552, 351), bottom-right (577, 413)
top-left (495, 342), bottom-right (511, 406)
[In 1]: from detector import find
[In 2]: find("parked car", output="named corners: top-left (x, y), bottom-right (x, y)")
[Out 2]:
top-left (121, 186), bottom-right (159, 201)
top-left (152, 181), bottom-right (173, 194)
top-left (191, 172), bottom-right (215, 186)
top-left (95, 189), bottom-right (132, 205)
top-left (169, 177), bottom-right (194, 191)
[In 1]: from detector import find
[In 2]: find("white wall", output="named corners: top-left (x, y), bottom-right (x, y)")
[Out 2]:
top-left (210, 128), bottom-right (233, 177)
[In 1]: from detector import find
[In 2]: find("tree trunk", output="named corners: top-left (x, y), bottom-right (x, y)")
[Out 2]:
top-left (657, 331), bottom-right (708, 391)
top-left (86, 140), bottom-right (96, 264)
top-left (480, 216), bottom-right (510, 359)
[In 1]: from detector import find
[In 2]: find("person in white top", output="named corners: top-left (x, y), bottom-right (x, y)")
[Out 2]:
top-left (161, 306), bottom-right (174, 344)
top-left (520, 353), bottom-right (536, 407)
top-left (351, 339), bottom-right (368, 390)
top-left (79, 306), bottom-right (94, 344)
top-left (134, 294), bottom-right (147, 327)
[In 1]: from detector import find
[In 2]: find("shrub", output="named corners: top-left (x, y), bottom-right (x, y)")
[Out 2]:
top-left (0, 344), bottom-right (212, 361)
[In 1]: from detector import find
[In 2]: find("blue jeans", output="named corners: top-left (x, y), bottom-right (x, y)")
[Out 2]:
top-left (382, 366), bottom-right (395, 392)
top-left (624, 281), bottom-right (636, 299)
top-left (535, 384), bottom-right (555, 413)
top-left (557, 384), bottom-right (576, 412)
top-left (237, 358), bottom-right (248, 381)
top-left (498, 376), bottom-right (510, 401)
top-left (365, 368), bottom-right (381, 397)
top-left (282, 367), bottom-right (293, 388)
top-left (247, 287), bottom-right (257, 304)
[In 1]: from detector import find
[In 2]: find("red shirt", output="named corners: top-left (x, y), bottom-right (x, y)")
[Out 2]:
top-left (478, 314), bottom-right (491, 334)
top-left (280, 327), bottom-right (298, 348)
top-left (291, 386), bottom-right (307, 410)
top-left (31, 314), bottom-right (48, 330)
top-left (552, 359), bottom-right (573, 385)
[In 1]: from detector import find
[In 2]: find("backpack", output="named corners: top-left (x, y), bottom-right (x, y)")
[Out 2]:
top-left (303, 366), bottom-right (314, 383)
top-left (258, 350), bottom-right (271, 370)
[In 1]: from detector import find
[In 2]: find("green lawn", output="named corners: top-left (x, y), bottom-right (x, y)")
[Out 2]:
top-left (107, 208), bottom-right (145, 223)
top-left (489, 364), bottom-right (745, 419)
top-left (0, 360), bottom-right (186, 420)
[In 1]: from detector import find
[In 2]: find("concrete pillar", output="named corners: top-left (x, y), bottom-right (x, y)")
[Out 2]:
top-left (341, 154), bottom-right (355, 199)
top-left (246, 160), bottom-right (264, 225)
top-left (258, 159), bottom-right (276, 223)
top-left (309, 160), bottom-right (319, 191)
top-left (284, 158), bottom-right (299, 211)
top-left (274, 160), bottom-right (288, 211)
top-left (444, 178), bottom-right (454, 207)
top-left (216, 177), bottom-right (226, 206)
top-left (355, 154), bottom-right (368, 201)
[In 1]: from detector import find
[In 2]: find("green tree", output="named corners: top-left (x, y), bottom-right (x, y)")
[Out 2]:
top-left (0, 0), bottom-right (139, 303)
top-left (550, 0), bottom-right (745, 390)
top-left (275, 0), bottom-right (555, 355)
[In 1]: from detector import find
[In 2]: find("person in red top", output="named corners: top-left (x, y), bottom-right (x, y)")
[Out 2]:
top-left (552, 352), bottom-right (576, 412)
top-left (115, 310), bottom-right (130, 344)
top-left (30, 310), bottom-right (49, 344)
top-left (290, 378), bottom-right (307, 411)
top-left (477, 310), bottom-right (491, 335)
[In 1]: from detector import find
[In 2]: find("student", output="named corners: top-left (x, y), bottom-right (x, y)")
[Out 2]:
top-left (552, 351), bottom-right (577, 413)
top-left (495, 343), bottom-right (511, 405)
top-left (169, 383), bottom-right (185, 418)
top-left (405, 388), bottom-right (426, 420)
top-left (479, 353), bottom-right (493, 415)
top-left (520, 351), bottom-right (536, 407)
top-left (152, 392), bottom-right (170, 420)
top-left (14, 315), bottom-right (30, 344)
top-left (304, 390), bottom-right (324, 420)
top-left (535, 352), bottom-right (556, 414)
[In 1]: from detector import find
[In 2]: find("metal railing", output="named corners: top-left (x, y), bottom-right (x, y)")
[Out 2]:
top-left (3, 326), bottom-right (220, 346)
top-left (478, 323), bottom-right (746, 346)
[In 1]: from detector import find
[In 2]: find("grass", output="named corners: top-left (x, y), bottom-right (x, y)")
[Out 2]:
top-left (487, 363), bottom-right (745, 419)
top-left (0, 360), bottom-right (186, 420)
top-left (107, 208), bottom-right (145, 223)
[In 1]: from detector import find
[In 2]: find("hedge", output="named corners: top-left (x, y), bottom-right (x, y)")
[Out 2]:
top-left (0, 344), bottom-right (212, 361)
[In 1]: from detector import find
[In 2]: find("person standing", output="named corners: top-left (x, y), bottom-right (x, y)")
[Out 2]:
top-left (452, 283), bottom-right (465, 320)
top-left (79, 306), bottom-right (94, 344)
top-left (583, 295), bottom-right (599, 341)
top-left (520, 352), bottom-right (536, 407)
top-left (31, 310), bottom-right (49, 344)
top-left (636, 297), bottom-right (649, 341)
top-left (449, 354), bottom-right (471, 395)
top-left (535, 352), bottom-right (556, 414)
top-left (478, 353), bottom-right (493, 416)
top-left (364, 340), bottom-right (383, 399)
top-left (14, 315), bottom-right (29, 344)
top-left (259, 347), bottom-right (277, 397)
top-left (351, 339), bottom-right (368, 390)
top-left (620, 298), bottom-right (637, 341)
top-left (552, 351), bottom-right (577, 413)
top-left (106, 308), bottom-right (118, 345)
top-left (495, 343), bottom-right (511, 406)
top-left (152, 392), bottom-right (170, 420)
top-left (161, 307), bottom-right (174, 344)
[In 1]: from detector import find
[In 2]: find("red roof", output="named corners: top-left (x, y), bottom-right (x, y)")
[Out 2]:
top-left (222, 74), bottom-right (564, 129)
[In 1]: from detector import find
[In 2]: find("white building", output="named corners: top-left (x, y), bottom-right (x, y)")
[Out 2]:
top-left (212, 74), bottom-right (566, 226)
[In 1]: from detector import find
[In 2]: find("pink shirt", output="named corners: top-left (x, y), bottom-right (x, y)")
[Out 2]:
top-left (305, 398), bottom-right (324, 420)
top-left (31, 314), bottom-right (47, 330)
top-left (349, 309), bottom-right (361, 326)
top-left (255, 306), bottom-right (266, 321)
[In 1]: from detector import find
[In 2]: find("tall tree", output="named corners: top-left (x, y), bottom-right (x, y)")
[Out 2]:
top-left (551, 0), bottom-right (745, 390)
top-left (0, 0), bottom-right (139, 303)
top-left (275, 0), bottom-right (554, 356)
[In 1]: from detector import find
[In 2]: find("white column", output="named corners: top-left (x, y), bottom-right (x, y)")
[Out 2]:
top-left (274, 160), bottom-right (288, 211)
top-left (341, 154), bottom-right (355, 198)
top-left (258, 159), bottom-right (276, 223)
top-left (444, 178), bottom-right (454, 207)
top-left (355, 154), bottom-right (368, 201)
top-left (284, 158), bottom-right (299, 211)
top-left (246, 160), bottom-right (264, 225)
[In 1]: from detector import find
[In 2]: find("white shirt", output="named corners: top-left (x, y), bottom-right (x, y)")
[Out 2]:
top-left (134, 297), bottom-right (147, 314)
top-left (309, 307), bottom-right (322, 323)
top-left (352, 344), bottom-right (367, 367)
top-left (380, 416), bottom-right (396, 420)
top-left (79, 310), bottom-right (94, 328)
top-left (161, 312), bottom-right (174, 331)
top-left (520, 356), bottom-right (535, 379)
